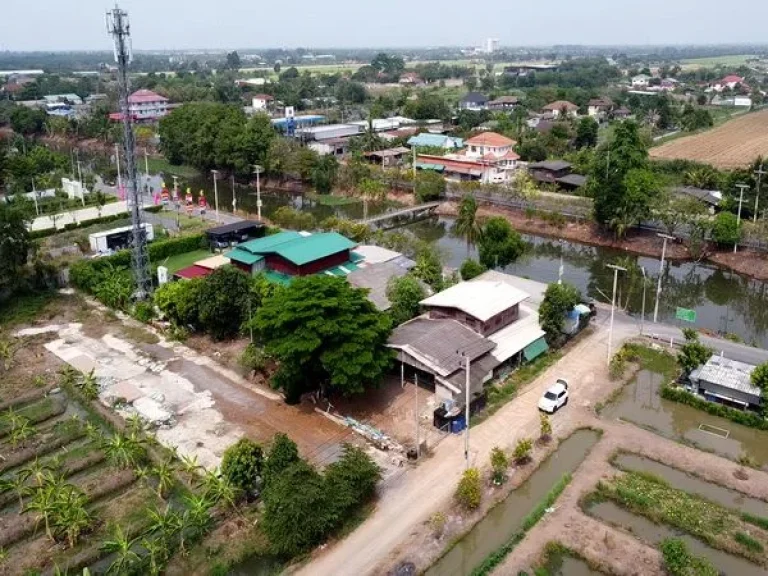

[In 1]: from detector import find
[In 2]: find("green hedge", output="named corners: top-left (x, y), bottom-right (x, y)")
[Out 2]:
top-left (660, 385), bottom-right (768, 430)
top-left (29, 205), bottom-right (164, 240)
top-left (70, 233), bottom-right (207, 293)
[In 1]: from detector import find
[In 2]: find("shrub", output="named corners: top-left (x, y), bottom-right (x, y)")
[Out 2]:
top-left (221, 438), bottom-right (264, 494)
top-left (154, 279), bottom-right (202, 328)
top-left (460, 258), bottom-right (486, 281)
top-left (539, 413), bottom-right (552, 441)
top-left (513, 438), bottom-right (533, 464)
top-left (660, 538), bottom-right (718, 576)
top-left (197, 266), bottom-right (251, 340)
top-left (429, 512), bottom-right (447, 539)
top-left (414, 171), bottom-right (446, 202)
top-left (262, 433), bottom-right (300, 488)
top-left (238, 343), bottom-right (266, 373)
top-left (711, 212), bottom-right (741, 246)
top-left (455, 468), bottom-right (482, 510)
top-left (490, 447), bottom-right (508, 485)
top-left (132, 301), bottom-right (155, 323)
top-left (324, 444), bottom-right (381, 522)
top-left (660, 385), bottom-right (768, 430)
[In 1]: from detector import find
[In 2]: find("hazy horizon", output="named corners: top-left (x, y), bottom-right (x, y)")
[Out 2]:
top-left (2, 0), bottom-right (768, 52)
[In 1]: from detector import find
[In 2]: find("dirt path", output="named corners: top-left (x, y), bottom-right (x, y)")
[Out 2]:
top-left (296, 313), bottom-right (638, 576)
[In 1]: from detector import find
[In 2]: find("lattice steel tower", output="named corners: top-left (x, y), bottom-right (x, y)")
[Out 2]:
top-left (106, 5), bottom-right (152, 299)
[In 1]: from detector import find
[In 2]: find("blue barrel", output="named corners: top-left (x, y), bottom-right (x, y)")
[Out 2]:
top-left (451, 416), bottom-right (466, 434)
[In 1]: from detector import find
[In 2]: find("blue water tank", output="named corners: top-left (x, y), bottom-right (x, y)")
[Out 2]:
top-left (451, 416), bottom-right (466, 434)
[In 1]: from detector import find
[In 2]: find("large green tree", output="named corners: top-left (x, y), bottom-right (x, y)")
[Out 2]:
top-left (0, 203), bottom-right (31, 293)
top-left (574, 116), bottom-right (599, 149)
top-left (587, 121), bottom-right (659, 239)
top-left (478, 217), bottom-right (525, 269)
top-left (197, 266), bottom-right (251, 340)
top-left (386, 274), bottom-right (427, 326)
top-left (539, 282), bottom-right (582, 346)
top-left (253, 276), bottom-right (393, 403)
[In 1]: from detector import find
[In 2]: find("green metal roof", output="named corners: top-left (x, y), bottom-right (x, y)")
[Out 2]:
top-left (415, 162), bottom-right (445, 172)
top-left (236, 231), bottom-right (303, 254)
top-left (225, 249), bottom-right (264, 265)
top-left (264, 270), bottom-right (294, 285)
top-left (276, 233), bottom-right (356, 266)
top-left (523, 337), bottom-right (548, 362)
top-left (323, 260), bottom-right (361, 277)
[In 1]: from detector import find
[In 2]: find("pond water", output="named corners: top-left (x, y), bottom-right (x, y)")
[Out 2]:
top-left (601, 370), bottom-right (768, 468)
top-left (587, 500), bottom-right (764, 576)
top-left (424, 429), bottom-right (600, 576)
top-left (613, 453), bottom-right (768, 517)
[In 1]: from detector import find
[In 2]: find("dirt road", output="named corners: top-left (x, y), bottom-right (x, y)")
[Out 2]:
top-left (297, 313), bottom-right (635, 576)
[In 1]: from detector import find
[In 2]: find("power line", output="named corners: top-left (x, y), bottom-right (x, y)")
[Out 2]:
top-left (106, 5), bottom-right (152, 300)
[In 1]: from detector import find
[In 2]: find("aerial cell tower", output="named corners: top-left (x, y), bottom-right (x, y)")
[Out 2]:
top-left (106, 5), bottom-right (152, 299)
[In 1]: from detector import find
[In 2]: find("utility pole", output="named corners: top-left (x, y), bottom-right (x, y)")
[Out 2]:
top-left (412, 146), bottom-right (417, 181)
top-left (107, 5), bottom-right (152, 300)
top-left (464, 353), bottom-right (470, 469)
top-left (31, 178), bottom-right (39, 216)
top-left (172, 175), bottom-right (179, 230)
top-left (211, 169), bottom-right (220, 223)
top-left (558, 240), bottom-right (564, 285)
top-left (735, 183), bottom-right (749, 254)
top-left (76, 156), bottom-right (85, 206)
top-left (115, 143), bottom-right (122, 197)
top-left (607, 264), bottom-right (627, 363)
top-left (753, 164), bottom-right (765, 223)
top-left (253, 164), bottom-right (264, 221)
top-left (144, 148), bottom-right (150, 196)
top-left (231, 175), bottom-right (237, 215)
top-left (653, 233), bottom-right (675, 323)
top-left (640, 266), bottom-right (647, 336)
top-left (414, 374), bottom-right (420, 458)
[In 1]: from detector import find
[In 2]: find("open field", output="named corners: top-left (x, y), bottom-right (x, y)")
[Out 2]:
top-left (679, 54), bottom-right (757, 70)
top-left (649, 109), bottom-right (768, 168)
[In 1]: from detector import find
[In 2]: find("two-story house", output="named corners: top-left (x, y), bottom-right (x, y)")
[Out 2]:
top-left (128, 89), bottom-right (169, 121)
top-left (587, 97), bottom-right (614, 120)
top-left (542, 100), bottom-right (579, 119)
top-left (414, 132), bottom-right (519, 184)
top-left (459, 92), bottom-right (489, 111)
top-left (388, 274), bottom-right (548, 411)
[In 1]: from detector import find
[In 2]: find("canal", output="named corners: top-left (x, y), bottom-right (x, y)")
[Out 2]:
top-left (135, 172), bottom-right (768, 348)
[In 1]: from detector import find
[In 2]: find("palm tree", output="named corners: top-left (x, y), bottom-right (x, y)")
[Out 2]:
top-left (52, 486), bottom-right (91, 548)
top-left (134, 466), bottom-right (150, 487)
top-left (23, 459), bottom-right (52, 488)
top-left (152, 460), bottom-right (175, 500)
top-left (101, 525), bottom-right (141, 575)
top-left (58, 365), bottom-right (81, 388)
top-left (9, 418), bottom-right (36, 449)
top-left (102, 433), bottom-right (144, 469)
top-left (358, 178), bottom-right (386, 221)
top-left (183, 494), bottom-right (212, 538)
top-left (141, 537), bottom-right (168, 576)
top-left (24, 485), bottom-right (57, 541)
top-left (179, 454), bottom-right (201, 477)
top-left (201, 470), bottom-right (240, 511)
top-left (79, 370), bottom-right (100, 400)
top-left (145, 505), bottom-right (182, 552)
top-left (454, 194), bottom-right (483, 257)
top-left (126, 414), bottom-right (143, 436)
top-left (3, 472), bottom-right (29, 510)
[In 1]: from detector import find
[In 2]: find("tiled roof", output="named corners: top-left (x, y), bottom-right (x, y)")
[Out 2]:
top-left (465, 132), bottom-right (516, 148)
top-left (128, 89), bottom-right (168, 104)
top-left (542, 100), bottom-right (578, 112)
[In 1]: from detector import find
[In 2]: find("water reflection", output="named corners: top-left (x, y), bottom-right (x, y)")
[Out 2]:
top-left (398, 217), bottom-right (768, 347)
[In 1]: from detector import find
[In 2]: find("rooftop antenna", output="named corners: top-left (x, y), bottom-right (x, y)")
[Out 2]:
top-left (106, 5), bottom-right (152, 299)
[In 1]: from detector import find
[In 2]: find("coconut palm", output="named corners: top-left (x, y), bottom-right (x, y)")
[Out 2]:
top-left (126, 414), bottom-right (143, 436)
top-left (201, 470), bottom-right (240, 511)
top-left (102, 433), bottom-right (144, 469)
top-left (179, 454), bottom-right (201, 477)
top-left (79, 370), bottom-right (100, 400)
top-left (52, 486), bottom-right (92, 548)
top-left (454, 194), bottom-right (483, 257)
top-left (152, 460), bottom-right (176, 500)
top-left (2, 472), bottom-right (29, 510)
top-left (141, 537), bottom-right (169, 576)
top-left (183, 494), bottom-right (213, 538)
top-left (134, 465), bottom-right (150, 487)
top-left (24, 485), bottom-right (57, 540)
top-left (57, 365), bottom-right (81, 388)
top-left (23, 459), bottom-right (52, 488)
top-left (9, 418), bottom-right (36, 448)
top-left (101, 524), bottom-right (141, 575)
top-left (145, 505), bottom-right (182, 551)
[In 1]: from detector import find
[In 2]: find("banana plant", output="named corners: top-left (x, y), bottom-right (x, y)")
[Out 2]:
top-left (101, 524), bottom-right (141, 575)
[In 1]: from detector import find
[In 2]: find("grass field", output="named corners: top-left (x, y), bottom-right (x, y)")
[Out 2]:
top-left (146, 157), bottom-right (200, 179)
top-left (680, 54), bottom-right (757, 70)
top-left (159, 249), bottom-right (212, 273)
top-left (650, 108), bottom-right (768, 168)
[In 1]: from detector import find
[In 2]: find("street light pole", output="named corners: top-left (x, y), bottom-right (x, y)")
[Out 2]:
top-left (653, 233), bottom-right (675, 324)
top-left (172, 175), bottom-right (180, 230)
top-left (231, 175), bottom-right (237, 215)
top-left (115, 143), bottom-right (122, 198)
top-left (31, 178), bottom-right (39, 216)
top-left (640, 266), bottom-right (647, 335)
top-left (607, 264), bottom-right (627, 363)
top-left (144, 149), bottom-right (150, 196)
top-left (464, 353), bottom-right (470, 469)
top-left (253, 165), bottom-right (264, 221)
top-left (76, 157), bottom-right (85, 207)
top-left (414, 374), bottom-right (420, 459)
top-left (211, 170), bottom-right (220, 223)
top-left (558, 240), bottom-right (564, 285)
top-left (735, 183), bottom-right (749, 254)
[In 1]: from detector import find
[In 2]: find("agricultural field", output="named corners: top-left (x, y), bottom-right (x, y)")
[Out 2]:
top-left (649, 109), bottom-right (768, 168)
top-left (679, 54), bottom-right (758, 70)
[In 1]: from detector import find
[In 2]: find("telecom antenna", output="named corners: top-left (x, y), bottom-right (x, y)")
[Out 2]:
top-left (106, 5), bottom-right (152, 300)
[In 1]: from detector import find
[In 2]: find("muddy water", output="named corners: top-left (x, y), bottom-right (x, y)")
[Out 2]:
top-left (587, 500), bottom-right (764, 576)
top-left (540, 556), bottom-right (604, 576)
top-left (424, 429), bottom-right (600, 576)
top-left (602, 370), bottom-right (768, 468)
top-left (614, 453), bottom-right (768, 517)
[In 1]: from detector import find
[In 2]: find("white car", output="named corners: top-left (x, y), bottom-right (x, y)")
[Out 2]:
top-left (538, 379), bottom-right (569, 413)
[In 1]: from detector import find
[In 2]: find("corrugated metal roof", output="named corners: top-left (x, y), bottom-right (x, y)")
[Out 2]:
top-left (237, 231), bottom-right (303, 253)
top-left (407, 133), bottom-right (463, 148)
top-left (277, 232), bottom-right (356, 265)
top-left (421, 280), bottom-right (529, 322)
top-left (347, 259), bottom-right (417, 310)
top-left (225, 249), bottom-right (264, 265)
top-left (174, 265), bottom-right (214, 280)
top-left (487, 305), bottom-right (546, 362)
top-left (695, 355), bottom-right (760, 396)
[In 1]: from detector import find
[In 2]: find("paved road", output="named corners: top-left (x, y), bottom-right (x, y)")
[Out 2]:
top-left (297, 312), bottom-right (636, 576)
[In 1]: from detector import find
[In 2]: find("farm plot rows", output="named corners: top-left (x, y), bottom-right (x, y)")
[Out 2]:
top-left (650, 109), bottom-right (768, 168)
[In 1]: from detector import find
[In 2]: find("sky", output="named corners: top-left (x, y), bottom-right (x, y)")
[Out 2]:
top-left (2, 0), bottom-right (768, 51)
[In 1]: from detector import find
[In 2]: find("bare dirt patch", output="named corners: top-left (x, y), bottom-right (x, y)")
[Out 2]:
top-left (650, 109), bottom-right (768, 168)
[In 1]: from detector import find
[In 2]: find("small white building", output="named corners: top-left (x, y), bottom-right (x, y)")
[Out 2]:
top-left (251, 94), bottom-right (274, 111)
top-left (631, 74), bottom-right (651, 88)
top-left (89, 223), bottom-right (154, 254)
